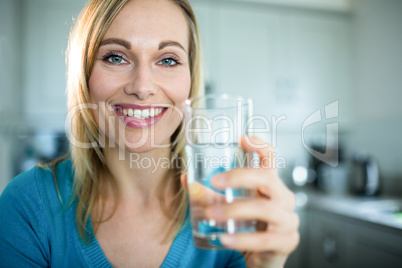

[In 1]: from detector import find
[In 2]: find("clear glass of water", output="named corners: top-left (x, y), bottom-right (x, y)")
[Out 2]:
top-left (184, 94), bottom-right (256, 249)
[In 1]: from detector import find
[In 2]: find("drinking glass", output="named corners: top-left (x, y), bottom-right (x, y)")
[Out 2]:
top-left (184, 94), bottom-right (256, 249)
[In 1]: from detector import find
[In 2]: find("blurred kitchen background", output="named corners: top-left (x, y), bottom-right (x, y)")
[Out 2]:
top-left (0, 0), bottom-right (401, 266)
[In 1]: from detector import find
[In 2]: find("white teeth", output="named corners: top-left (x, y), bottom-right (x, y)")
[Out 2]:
top-left (134, 109), bottom-right (142, 119)
top-left (141, 109), bottom-right (149, 118)
top-left (119, 107), bottom-right (165, 119)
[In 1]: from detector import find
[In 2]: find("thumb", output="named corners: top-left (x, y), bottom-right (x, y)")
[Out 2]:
top-left (180, 173), bottom-right (189, 192)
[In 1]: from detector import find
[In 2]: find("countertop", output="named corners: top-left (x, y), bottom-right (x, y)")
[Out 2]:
top-left (294, 188), bottom-right (402, 231)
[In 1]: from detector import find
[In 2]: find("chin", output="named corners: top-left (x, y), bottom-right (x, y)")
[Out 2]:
top-left (103, 125), bottom-right (177, 156)
top-left (121, 137), bottom-right (172, 154)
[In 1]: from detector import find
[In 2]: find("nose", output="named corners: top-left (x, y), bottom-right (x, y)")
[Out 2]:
top-left (124, 63), bottom-right (158, 100)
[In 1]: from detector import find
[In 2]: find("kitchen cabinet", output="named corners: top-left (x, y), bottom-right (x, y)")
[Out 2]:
top-left (284, 189), bottom-right (402, 268)
top-left (308, 210), bottom-right (354, 267)
top-left (306, 209), bottom-right (402, 268)
top-left (349, 219), bottom-right (402, 267)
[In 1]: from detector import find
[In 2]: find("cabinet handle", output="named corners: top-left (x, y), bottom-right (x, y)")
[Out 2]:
top-left (323, 235), bottom-right (338, 263)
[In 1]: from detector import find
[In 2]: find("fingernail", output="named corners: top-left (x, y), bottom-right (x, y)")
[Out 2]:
top-left (211, 207), bottom-right (222, 216)
top-left (220, 234), bottom-right (235, 246)
top-left (213, 175), bottom-right (226, 187)
top-left (206, 206), bottom-right (222, 218)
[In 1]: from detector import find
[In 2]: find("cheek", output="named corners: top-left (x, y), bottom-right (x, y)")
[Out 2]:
top-left (88, 66), bottom-right (121, 128)
top-left (88, 65), bottom-right (127, 107)
top-left (167, 70), bottom-right (191, 104)
top-left (163, 72), bottom-right (191, 129)
top-left (88, 67), bottom-right (114, 104)
top-left (165, 73), bottom-right (191, 132)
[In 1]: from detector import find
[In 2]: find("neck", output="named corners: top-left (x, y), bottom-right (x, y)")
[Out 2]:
top-left (101, 144), bottom-right (176, 206)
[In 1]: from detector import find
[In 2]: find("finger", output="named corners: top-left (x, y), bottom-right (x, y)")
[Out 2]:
top-left (241, 136), bottom-right (276, 170)
top-left (180, 173), bottom-right (188, 191)
top-left (205, 199), bottom-right (300, 233)
top-left (246, 251), bottom-right (287, 268)
top-left (182, 174), bottom-right (226, 205)
top-left (220, 231), bottom-right (300, 254)
top-left (241, 136), bottom-right (297, 210)
top-left (190, 204), bottom-right (207, 219)
top-left (211, 168), bottom-right (296, 211)
top-left (188, 182), bottom-right (226, 206)
top-left (211, 168), bottom-right (283, 200)
top-left (212, 168), bottom-right (275, 190)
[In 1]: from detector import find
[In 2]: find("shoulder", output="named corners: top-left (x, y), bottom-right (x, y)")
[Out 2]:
top-left (0, 157), bottom-right (75, 222)
top-left (0, 166), bottom-right (45, 211)
top-left (0, 157), bottom-right (75, 267)
top-left (0, 164), bottom-right (48, 234)
top-left (2, 157), bottom-right (74, 203)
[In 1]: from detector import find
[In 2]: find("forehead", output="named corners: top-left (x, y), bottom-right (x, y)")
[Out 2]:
top-left (103, 0), bottom-right (189, 51)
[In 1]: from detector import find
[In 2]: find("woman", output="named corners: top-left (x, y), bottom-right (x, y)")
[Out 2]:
top-left (0, 0), bottom-right (299, 267)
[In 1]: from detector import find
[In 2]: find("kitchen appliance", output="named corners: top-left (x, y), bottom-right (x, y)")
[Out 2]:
top-left (306, 142), bottom-right (343, 189)
top-left (350, 154), bottom-right (380, 196)
top-left (317, 163), bottom-right (350, 195)
top-left (16, 130), bottom-right (70, 175)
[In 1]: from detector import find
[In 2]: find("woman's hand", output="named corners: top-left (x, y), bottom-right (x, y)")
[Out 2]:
top-left (181, 136), bottom-right (300, 268)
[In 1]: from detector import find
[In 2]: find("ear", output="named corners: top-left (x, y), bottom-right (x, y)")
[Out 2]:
top-left (180, 173), bottom-right (189, 192)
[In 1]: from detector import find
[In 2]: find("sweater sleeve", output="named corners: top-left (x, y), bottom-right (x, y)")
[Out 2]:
top-left (0, 168), bottom-right (49, 267)
top-left (227, 250), bottom-right (247, 268)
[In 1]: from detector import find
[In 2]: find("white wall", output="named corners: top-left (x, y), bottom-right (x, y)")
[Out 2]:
top-left (22, 0), bottom-right (85, 130)
top-left (353, 0), bottom-right (402, 121)
top-left (0, 0), bottom-right (22, 120)
top-left (192, 0), bottom-right (402, 186)
top-left (0, 0), bottom-right (85, 192)
top-left (344, 0), bottom-right (402, 187)
top-left (0, 0), bottom-right (23, 192)
top-left (192, 0), bottom-right (354, 181)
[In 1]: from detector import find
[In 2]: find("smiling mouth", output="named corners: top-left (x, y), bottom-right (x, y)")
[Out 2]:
top-left (114, 106), bottom-right (167, 119)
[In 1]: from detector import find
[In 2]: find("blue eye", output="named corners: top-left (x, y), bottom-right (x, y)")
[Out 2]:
top-left (159, 58), bottom-right (177, 66)
top-left (103, 53), bottom-right (128, 64)
top-left (108, 55), bottom-right (124, 64)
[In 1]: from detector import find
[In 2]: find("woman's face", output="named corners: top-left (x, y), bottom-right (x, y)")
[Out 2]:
top-left (89, 0), bottom-right (191, 153)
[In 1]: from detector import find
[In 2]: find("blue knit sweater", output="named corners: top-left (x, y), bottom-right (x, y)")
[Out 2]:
top-left (0, 158), bottom-right (245, 267)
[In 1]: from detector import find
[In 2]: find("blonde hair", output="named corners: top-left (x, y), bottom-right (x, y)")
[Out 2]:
top-left (64, 0), bottom-right (203, 243)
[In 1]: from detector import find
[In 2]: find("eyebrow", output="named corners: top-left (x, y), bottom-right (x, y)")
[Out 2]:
top-left (100, 38), bottom-right (131, 49)
top-left (159, 41), bottom-right (186, 52)
top-left (99, 38), bottom-right (186, 52)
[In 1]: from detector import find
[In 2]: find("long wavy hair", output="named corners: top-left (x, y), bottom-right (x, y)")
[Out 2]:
top-left (60, 0), bottom-right (203, 243)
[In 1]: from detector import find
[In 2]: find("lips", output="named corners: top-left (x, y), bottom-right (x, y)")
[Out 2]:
top-left (112, 103), bottom-right (168, 128)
